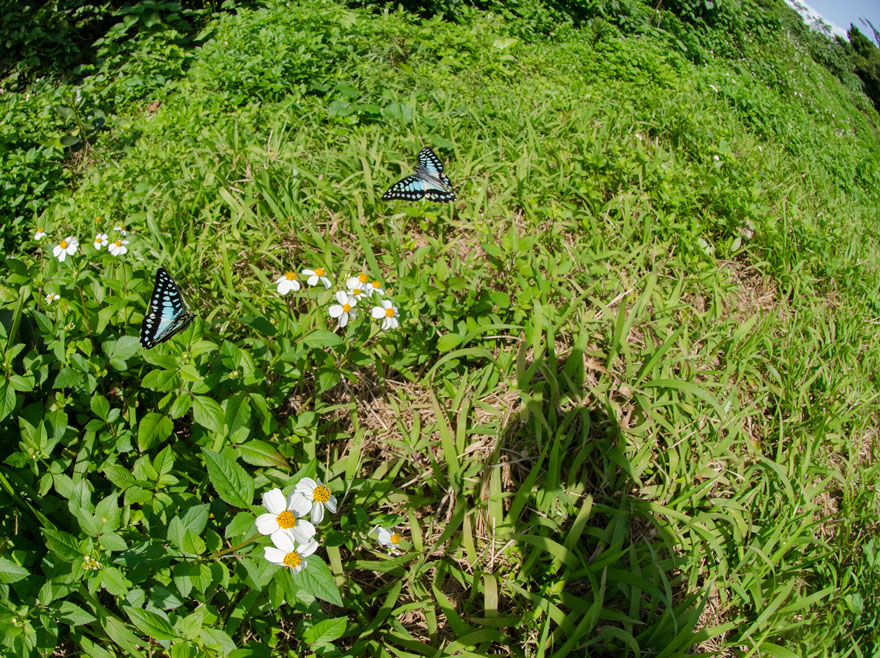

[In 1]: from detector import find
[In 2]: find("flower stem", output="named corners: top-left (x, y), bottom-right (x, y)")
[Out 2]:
top-left (212, 532), bottom-right (261, 559)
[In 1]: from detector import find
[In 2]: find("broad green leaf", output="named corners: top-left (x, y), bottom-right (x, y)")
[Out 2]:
top-left (138, 413), bottom-right (174, 451)
top-left (125, 606), bottom-right (178, 640)
top-left (238, 440), bottom-right (289, 469)
top-left (192, 395), bottom-right (224, 434)
top-left (302, 329), bottom-right (343, 349)
top-left (0, 557), bottom-right (28, 583)
top-left (290, 555), bottom-right (342, 606)
top-left (42, 527), bottom-right (83, 559)
top-left (202, 448), bottom-right (254, 509)
top-left (302, 617), bottom-right (347, 646)
top-left (58, 601), bottom-right (97, 626)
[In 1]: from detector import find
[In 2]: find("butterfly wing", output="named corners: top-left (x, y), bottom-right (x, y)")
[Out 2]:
top-left (416, 147), bottom-right (444, 175)
top-left (382, 174), bottom-right (427, 201)
top-left (140, 268), bottom-right (195, 349)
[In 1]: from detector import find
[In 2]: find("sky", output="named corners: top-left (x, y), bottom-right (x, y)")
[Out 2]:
top-left (796, 0), bottom-right (880, 40)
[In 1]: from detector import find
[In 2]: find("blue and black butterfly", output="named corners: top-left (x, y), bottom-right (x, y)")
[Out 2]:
top-left (382, 147), bottom-right (456, 203)
top-left (140, 268), bottom-right (195, 349)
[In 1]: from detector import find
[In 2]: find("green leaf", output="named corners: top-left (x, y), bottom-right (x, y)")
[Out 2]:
top-left (101, 567), bottom-right (130, 596)
top-left (238, 440), bottom-right (289, 469)
top-left (225, 511), bottom-right (255, 538)
top-left (125, 606), bottom-right (178, 640)
top-left (42, 527), bottom-right (83, 560)
top-left (58, 601), bottom-right (97, 626)
top-left (302, 329), bottom-right (343, 349)
top-left (303, 617), bottom-right (347, 646)
top-left (99, 532), bottom-right (128, 552)
top-left (201, 448), bottom-right (254, 509)
top-left (437, 333), bottom-right (463, 352)
top-left (192, 396), bottom-right (224, 434)
top-left (0, 557), bottom-right (28, 583)
top-left (290, 555), bottom-right (342, 606)
top-left (138, 413), bottom-right (174, 451)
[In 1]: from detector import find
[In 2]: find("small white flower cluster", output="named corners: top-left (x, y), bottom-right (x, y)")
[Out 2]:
top-left (274, 268), bottom-right (400, 331)
top-left (256, 478), bottom-right (337, 575)
top-left (35, 222), bottom-right (130, 263)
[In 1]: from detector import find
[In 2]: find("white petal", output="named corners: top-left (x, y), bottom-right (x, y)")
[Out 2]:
top-left (382, 317), bottom-right (392, 330)
top-left (57, 251), bottom-right (67, 262)
top-left (311, 501), bottom-right (325, 524)
top-left (377, 528), bottom-right (391, 545)
top-left (262, 488), bottom-right (286, 514)
top-left (371, 306), bottom-right (385, 319)
top-left (329, 304), bottom-right (343, 318)
top-left (337, 314), bottom-right (348, 328)
top-left (324, 495), bottom-right (337, 514)
top-left (320, 277), bottom-right (331, 288)
top-left (295, 478), bottom-right (317, 496)
top-left (291, 559), bottom-right (306, 574)
top-left (255, 513), bottom-right (280, 535)
top-left (334, 290), bottom-right (348, 304)
top-left (291, 519), bottom-right (316, 542)
top-left (271, 530), bottom-right (295, 553)
top-left (297, 538), bottom-right (320, 557)
top-left (53, 245), bottom-right (62, 258)
top-left (307, 275), bottom-right (319, 286)
top-left (288, 492), bottom-right (312, 516)
top-left (264, 546), bottom-right (286, 565)
top-left (302, 269), bottom-right (316, 276)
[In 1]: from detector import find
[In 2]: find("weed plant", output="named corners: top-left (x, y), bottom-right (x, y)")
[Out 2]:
top-left (2, 0), bottom-right (880, 656)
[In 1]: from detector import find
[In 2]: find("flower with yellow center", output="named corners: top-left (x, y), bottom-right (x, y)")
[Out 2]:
top-left (375, 527), bottom-right (402, 555)
top-left (292, 477), bottom-right (338, 524)
top-left (302, 267), bottom-right (331, 288)
top-left (108, 239), bottom-right (128, 257)
top-left (93, 233), bottom-right (108, 250)
top-left (53, 236), bottom-right (79, 262)
top-left (371, 299), bottom-right (399, 331)
top-left (263, 532), bottom-right (318, 575)
top-left (275, 270), bottom-right (301, 295)
top-left (328, 290), bottom-right (357, 328)
top-left (368, 280), bottom-right (385, 296)
top-left (255, 488), bottom-right (316, 544)
top-left (45, 293), bottom-right (60, 304)
top-left (33, 228), bottom-right (47, 241)
top-left (113, 224), bottom-right (128, 236)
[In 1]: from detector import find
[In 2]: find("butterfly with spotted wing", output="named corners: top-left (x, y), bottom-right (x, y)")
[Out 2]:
top-left (140, 268), bottom-right (195, 349)
top-left (382, 147), bottom-right (456, 203)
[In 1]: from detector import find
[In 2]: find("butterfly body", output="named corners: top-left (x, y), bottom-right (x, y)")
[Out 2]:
top-left (140, 268), bottom-right (195, 349)
top-left (382, 146), bottom-right (456, 202)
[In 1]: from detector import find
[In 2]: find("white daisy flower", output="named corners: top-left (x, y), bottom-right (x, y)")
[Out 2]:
top-left (346, 273), bottom-right (371, 301)
top-left (374, 527), bottom-right (402, 555)
top-left (275, 270), bottom-right (301, 295)
top-left (302, 267), bottom-right (332, 288)
top-left (45, 293), bottom-right (60, 304)
top-left (367, 280), bottom-right (385, 296)
top-left (263, 532), bottom-right (319, 575)
top-left (33, 228), bottom-right (47, 241)
top-left (93, 233), bottom-right (108, 250)
top-left (292, 478), bottom-right (337, 524)
top-left (53, 236), bottom-right (78, 262)
top-left (254, 488), bottom-right (316, 544)
top-left (371, 299), bottom-right (399, 331)
top-left (113, 225), bottom-right (128, 236)
top-left (328, 290), bottom-right (357, 328)
top-left (108, 239), bottom-right (128, 257)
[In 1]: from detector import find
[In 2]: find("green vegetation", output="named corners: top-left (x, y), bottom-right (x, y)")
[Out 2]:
top-left (2, 0), bottom-right (880, 656)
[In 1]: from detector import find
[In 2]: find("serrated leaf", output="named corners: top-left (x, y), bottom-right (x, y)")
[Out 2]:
top-left (202, 448), bottom-right (254, 509)
top-left (42, 527), bottom-right (83, 560)
top-left (99, 532), bottom-right (128, 552)
top-left (290, 555), bottom-right (342, 606)
top-left (138, 413), bottom-right (173, 451)
top-left (101, 567), bottom-right (130, 596)
top-left (58, 601), bottom-right (97, 626)
top-left (302, 329), bottom-right (344, 348)
top-left (302, 617), bottom-right (347, 646)
top-left (125, 606), bottom-right (178, 640)
top-left (193, 395), bottom-right (224, 434)
top-left (238, 440), bottom-right (288, 468)
top-left (225, 511), bottom-right (255, 538)
top-left (0, 557), bottom-right (28, 583)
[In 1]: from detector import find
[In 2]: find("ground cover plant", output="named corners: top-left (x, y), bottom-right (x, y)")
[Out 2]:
top-left (2, 0), bottom-right (880, 656)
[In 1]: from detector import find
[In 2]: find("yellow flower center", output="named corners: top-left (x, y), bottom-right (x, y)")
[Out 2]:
top-left (96, 237), bottom-right (103, 243)
top-left (276, 511), bottom-right (297, 529)
top-left (96, 216), bottom-right (100, 222)
top-left (352, 288), bottom-right (362, 296)
top-left (285, 270), bottom-right (297, 280)
top-left (59, 240), bottom-right (68, 249)
top-left (342, 303), bottom-right (351, 313)
top-left (385, 307), bottom-right (395, 318)
top-left (37, 228), bottom-right (44, 233)
top-left (358, 273), bottom-right (369, 283)
top-left (315, 268), bottom-right (325, 276)
top-left (371, 281), bottom-right (381, 289)
top-left (313, 485), bottom-right (331, 503)
top-left (391, 533), bottom-right (401, 545)
top-left (114, 240), bottom-right (122, 247)
top-left (283, 551), bottom-right (301, 569)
